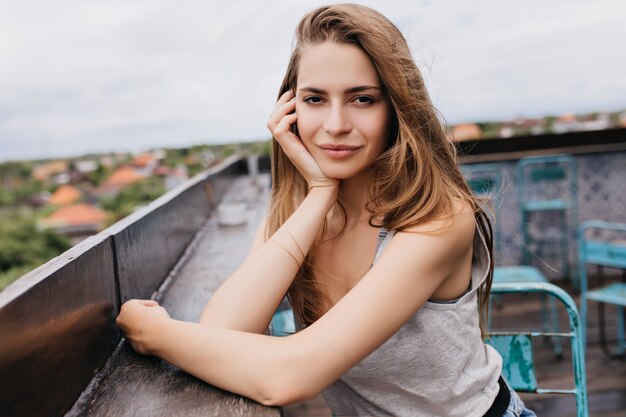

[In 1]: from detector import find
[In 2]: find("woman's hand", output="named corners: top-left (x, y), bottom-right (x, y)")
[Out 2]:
top-left (116, 299), bottom-right (171, 356)
top-left (267, 90), bottom-right (338, 190)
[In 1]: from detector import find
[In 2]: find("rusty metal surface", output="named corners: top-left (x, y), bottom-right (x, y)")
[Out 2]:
top-left (0, 156), bottom-right (267, 417)
top-left (71, 175), bottom-right (278, 417)
top-left (107, 156), bottom-right (247, 302)
top-left (74, 344), bottom-right (278, 417)
top-left (0, 235), bottom-right (119, 417)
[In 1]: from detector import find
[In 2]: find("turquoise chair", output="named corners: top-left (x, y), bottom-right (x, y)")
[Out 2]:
top-left (517, 155), bottom-right (578, 286)
top-left (461, 163), bottom-right (503, 253)
top-left (577, 220), bottom-right (626, 357)
top-left (488, 282), bottom-right (588, 417)
top-left (493, 266), bottom-right (563, 358)
top-left (461, 163), bottom-right (562, 356)
top-left (270, 308), bottom-right (295, 337)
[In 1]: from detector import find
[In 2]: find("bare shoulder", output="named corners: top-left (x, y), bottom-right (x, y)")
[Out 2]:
top-left (401, 199), bottom-right (475, 242)
top-left (390, 199), bottom-right (475, 274)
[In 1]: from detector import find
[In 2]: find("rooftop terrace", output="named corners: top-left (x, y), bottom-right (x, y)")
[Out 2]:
top-left (1, 130), bottom-right (626, 416)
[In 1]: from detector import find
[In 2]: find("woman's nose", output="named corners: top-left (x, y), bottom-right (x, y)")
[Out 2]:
top-left (322, 105), bottom-right (352, 136)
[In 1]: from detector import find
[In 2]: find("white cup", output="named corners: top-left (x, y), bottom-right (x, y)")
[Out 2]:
top-left (217, 203), bottom-right (248, 226)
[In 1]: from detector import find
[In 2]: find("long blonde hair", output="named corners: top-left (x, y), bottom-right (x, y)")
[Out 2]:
top-left (268, 3), bottom-right (494, 334)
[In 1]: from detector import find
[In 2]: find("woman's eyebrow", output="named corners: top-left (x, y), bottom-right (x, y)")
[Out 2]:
top-left (298, 85), bottom-right (381, 94)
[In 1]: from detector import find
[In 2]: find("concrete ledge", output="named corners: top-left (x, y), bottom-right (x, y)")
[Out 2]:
top-left (0, 157), bottom-right (276, 417)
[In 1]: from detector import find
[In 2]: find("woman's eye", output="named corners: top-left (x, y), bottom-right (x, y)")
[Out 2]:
top-left (303, 96), bottom-right (323, 104)
top-left (354, 95), bottom-right (375, 105)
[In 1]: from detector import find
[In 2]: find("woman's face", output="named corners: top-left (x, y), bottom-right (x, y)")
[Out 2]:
top-left (295, 42), bottom-right (391, 180)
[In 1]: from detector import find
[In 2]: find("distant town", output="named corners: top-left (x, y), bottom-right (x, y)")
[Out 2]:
top-left (0, 141), bottom-right (269, 290)
top-left (1, 109), bottom-right (625, 291)
top-left (447, 109), bottom-right (626, 141)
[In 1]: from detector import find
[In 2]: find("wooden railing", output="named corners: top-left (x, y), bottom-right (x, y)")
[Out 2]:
top-left (0, 156), bottom-right (279, 417)
top-left (1, 129), bottom-right (624, 416)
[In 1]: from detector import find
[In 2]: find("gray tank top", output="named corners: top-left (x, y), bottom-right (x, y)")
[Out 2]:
top-left (321, 224), bottom-right (503, 417)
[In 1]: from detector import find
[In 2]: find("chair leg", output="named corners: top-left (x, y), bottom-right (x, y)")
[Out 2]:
top-left (521, 211), bottom-right (530, 265)
top-left (597, 301), bottom-right (625, 359)
top-left (540, 293), bottom-right (563, 358)
top-left (597, 301), bottom-right (612, 358)
top-left (549, 295), bottom-right (563, 359)
top-left (620, 271), bottom-right (626, 355)
top-left (560, 210), bottom-right (570, 283)
top-left (580, 294), bottom-right (588, 349)
top-left (617, 306), bottom-right (625, 357)
top-left (540, 293), bottom-right (549, 333)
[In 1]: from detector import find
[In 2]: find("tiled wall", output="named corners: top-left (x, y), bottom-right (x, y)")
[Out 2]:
top-left (461, 150), bottom-right (626, 282)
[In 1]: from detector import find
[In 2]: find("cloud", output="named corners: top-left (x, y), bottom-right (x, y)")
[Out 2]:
top-left (0, 0), bottom-right (625, 161)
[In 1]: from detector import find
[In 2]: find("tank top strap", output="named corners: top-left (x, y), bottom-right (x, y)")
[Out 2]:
top-left (370, 221), bottom-right (491, 298)
top-left (461, 219), bottom-right (492, 299)
top-left (372, 228), bottom-right (396, 265)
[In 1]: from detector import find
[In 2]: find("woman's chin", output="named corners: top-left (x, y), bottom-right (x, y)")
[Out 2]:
top-left (319, 164), bottom-right (369, 181)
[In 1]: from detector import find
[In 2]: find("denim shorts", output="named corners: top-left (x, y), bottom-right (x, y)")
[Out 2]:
top-left (502, 381), bottom-right (537, 417)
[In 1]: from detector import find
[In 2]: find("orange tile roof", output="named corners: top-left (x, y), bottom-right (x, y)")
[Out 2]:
top-left (42, 203), bottom-right (107, 228)
top-left (48, 184), bottom-right (82, 206)
top-left (32, 161), bottom-right (69, 181)
top-left (132, 153), bottom-right (156, 168)
top-left (451, 123), bottom-right (482, 142)
top-left (102, 166), bottom-right (146, 187)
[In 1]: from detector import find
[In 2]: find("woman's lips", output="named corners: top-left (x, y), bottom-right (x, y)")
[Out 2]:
top-left (319, 144), bottom-right (362, 159)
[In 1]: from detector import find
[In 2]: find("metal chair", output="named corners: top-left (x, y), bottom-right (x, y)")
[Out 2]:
top-left (488, 282), bottom-right (588, 417)
top-left (270, 302), bottom-right (296, 337)
top-left (493, 266), bottom-right (563, 358)
top-left (461, 163), bottom-right (503, 253)
top-left (577, 220), bottom-right (626, 358)
top-left (461, 163), bottom-right (563, 356)
top-left (517, 155), bottom-right (578, 286)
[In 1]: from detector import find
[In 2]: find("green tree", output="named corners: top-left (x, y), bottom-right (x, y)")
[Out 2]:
top-left (0, 161), bottom-right (33, 179)
top-left (101, 177), bottom-right (166, 222)
top-left (544, 116), bottom-right (557, 134)
top-left (0, 209), bottom-right (71, 291)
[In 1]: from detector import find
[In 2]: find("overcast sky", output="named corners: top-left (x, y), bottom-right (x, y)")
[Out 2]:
top-left (1, 0), bottom-right (625, 162)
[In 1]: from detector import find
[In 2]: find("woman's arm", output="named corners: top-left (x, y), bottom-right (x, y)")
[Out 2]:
top-left (117, 207), bottom-right (476, 406)
top-left (199, 185), bottom-right (336, 334)
top-left (200, 90), bottom-right (338, 334)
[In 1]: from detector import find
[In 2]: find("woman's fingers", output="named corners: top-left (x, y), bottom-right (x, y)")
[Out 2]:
top-left (266, 90), bottom-right (338, 189)
top-left (273, 112), bottom-right (298, 138)
top-left (274, 90), bottom-right (294, 109)
top-left (269, 91), bottom-right (294, 120)
top-left (267, 98), bottom-right (296, 133)
top-left (137, 299), bottom-right (159, 307)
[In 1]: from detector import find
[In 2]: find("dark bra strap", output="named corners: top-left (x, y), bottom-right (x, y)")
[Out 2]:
top-left (483, 376), bottom-right (510, 417)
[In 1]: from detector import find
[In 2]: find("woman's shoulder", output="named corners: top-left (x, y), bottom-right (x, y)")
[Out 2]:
top-left (400, 199), bottom-right (475, 240)
top-left (387, 199), bottom-right (475, 269)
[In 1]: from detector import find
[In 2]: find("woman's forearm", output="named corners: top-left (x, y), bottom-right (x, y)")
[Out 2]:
top-left (152, 318), bottom-right (316, 406)
top-left (200, 185), bottom-right (337, 333)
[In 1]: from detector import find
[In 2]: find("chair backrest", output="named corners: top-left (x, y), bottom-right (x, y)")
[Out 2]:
top-left (487, 334), bottom-right (537, 392)
top-left (488, 282), bottom-right (588, 417)
top-left (461, 163), bottom-right (502, 197)
top-left (576, 220), bottom-right (626, 343)
top-left (578, 220), bottom-right (626, 271)
top-left (461, 163), bottom-right (503, 253)
top-left (516, 154), bottom-right (577, 205)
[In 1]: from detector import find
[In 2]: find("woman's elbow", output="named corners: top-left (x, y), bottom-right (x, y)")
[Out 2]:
top-left (255, 372), bottom-right (320, 407)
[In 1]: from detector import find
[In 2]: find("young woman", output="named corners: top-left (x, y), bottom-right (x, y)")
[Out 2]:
top-left (117, 4), bottom-right (535, 416)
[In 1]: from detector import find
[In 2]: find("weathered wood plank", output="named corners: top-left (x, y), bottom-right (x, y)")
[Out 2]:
top-left (74, 345), bottom-right (278, 417)
top-left (108, 156), bottom-right (247, 302)
top-left (0, 235), bottom-right (118, 417)
top-left (69, 175), bottom-right (279, 417)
